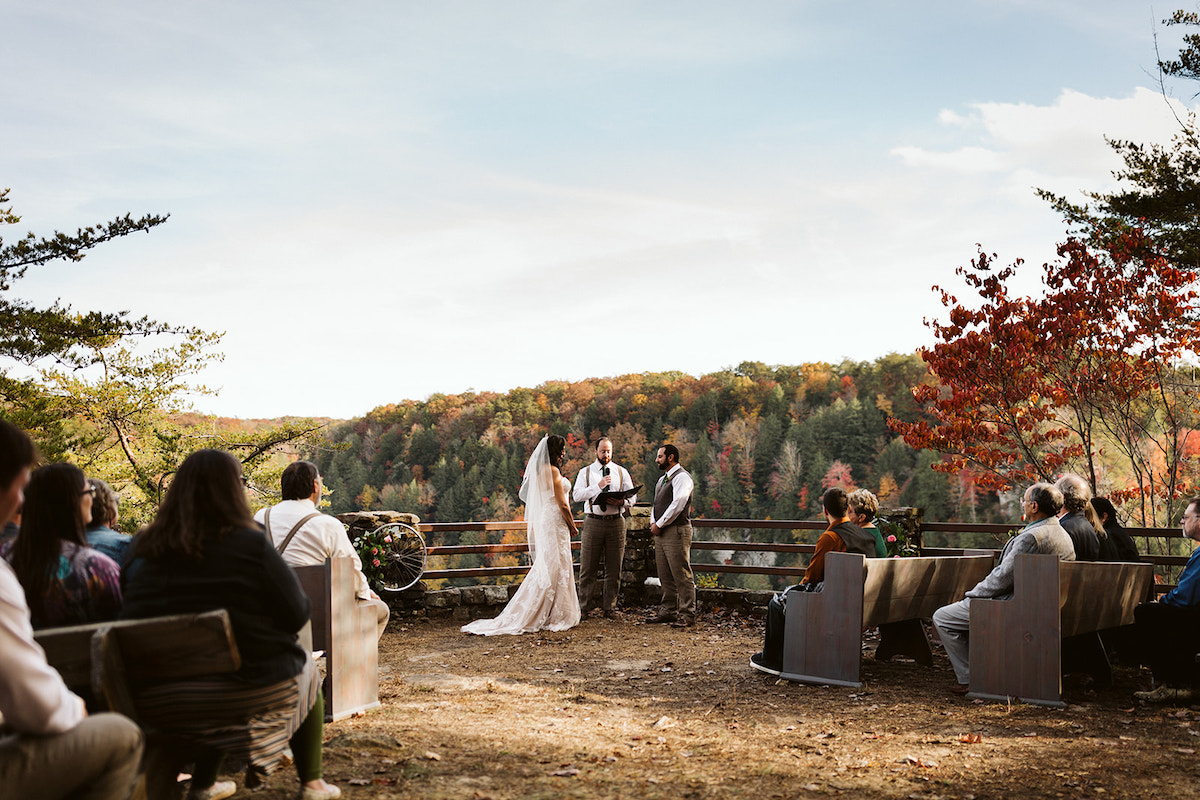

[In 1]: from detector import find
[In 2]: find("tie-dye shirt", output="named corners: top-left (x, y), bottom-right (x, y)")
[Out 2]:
top-left (0, 538), bottom-right (122, 629)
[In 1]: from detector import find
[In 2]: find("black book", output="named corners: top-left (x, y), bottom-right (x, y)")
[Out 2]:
top-left (594, 484), bottom-right (643, 510)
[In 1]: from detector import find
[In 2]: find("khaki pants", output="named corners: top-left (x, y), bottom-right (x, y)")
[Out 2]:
top-left (359, 595), bottom-right (391, 640)
top-left (654, 521), bottom-right (695, 622)
top-left (577, 514), bottom-right (627, 613)
top-left (0, 712), bottom-right (143, 800)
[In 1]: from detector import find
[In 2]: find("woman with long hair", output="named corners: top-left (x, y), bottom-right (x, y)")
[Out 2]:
top-left (1092, 496), bottom-right (1142, 562)
top-left (121, 449), bottom-right (339, 800)
top-left (463, 434), bottom-right (581, 635)
top-left (1, 463), bottom-right (121, 628)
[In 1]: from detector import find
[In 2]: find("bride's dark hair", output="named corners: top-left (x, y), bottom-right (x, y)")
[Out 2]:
top-left (547, 435), bottom-right (567, 469)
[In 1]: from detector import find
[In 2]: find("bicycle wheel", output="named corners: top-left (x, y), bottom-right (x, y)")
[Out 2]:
top-left (375, 522), bottom-right (427, 592)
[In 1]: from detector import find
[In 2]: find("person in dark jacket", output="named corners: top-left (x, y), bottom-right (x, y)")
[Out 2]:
top-left (121, 449), bottom-right (340, 800)
top-left (750, 487), bottom-right (875, 676)
top-left (1055, 474), bottom-right (1102, 561)
top-left (1092, 497), bottom-right (1141, 562)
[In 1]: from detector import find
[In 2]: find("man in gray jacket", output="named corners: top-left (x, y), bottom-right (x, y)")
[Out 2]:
top-left (932, 482), bottom-right (1076, 694)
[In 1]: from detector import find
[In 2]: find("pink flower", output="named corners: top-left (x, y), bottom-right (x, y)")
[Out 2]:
top-left (372, 558), bottom-right (381, 567)
top-left (371, 547), bottom-right (379, 555)
top-left (893, 555), bottom-right (901, 559)
top-left (887, 535), bottom-right (897, 543)
top-left (383, 536), bottom-right (393, 543)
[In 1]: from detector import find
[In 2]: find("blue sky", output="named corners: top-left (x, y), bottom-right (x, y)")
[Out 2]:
top-left (2, 1), bottom-right (1196, 418)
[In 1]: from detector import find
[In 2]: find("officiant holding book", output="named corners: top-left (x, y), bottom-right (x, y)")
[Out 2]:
top-left (572, 437), bottom-right (638, 618)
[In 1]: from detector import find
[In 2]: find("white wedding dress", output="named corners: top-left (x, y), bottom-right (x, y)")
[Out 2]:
top-left (462, 438), bottom-right (581, 636)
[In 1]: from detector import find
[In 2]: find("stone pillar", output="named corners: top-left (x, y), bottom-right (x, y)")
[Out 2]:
top-left (620, 505), bottom-right (656, 607)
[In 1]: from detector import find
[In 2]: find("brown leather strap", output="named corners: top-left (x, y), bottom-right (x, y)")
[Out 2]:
top-left (264, 508), bottom-right (321, 555)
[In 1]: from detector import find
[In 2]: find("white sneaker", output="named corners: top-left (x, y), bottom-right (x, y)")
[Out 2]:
top-left (187, 781), bottom-right (237, 800)
top-left (299, 783), bottom-right (342, 800)
top-left (750, 652), bottom-right (782, 676)
top-left (1134, 685), bottom-right (1196, 704)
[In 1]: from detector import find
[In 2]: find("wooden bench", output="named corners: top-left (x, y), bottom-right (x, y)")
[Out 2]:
top-left (35, 610), bottom-right (241, 710)
top-left (781, 552), bottom-right (995, 687)
top-left (293, 557), bottom-right (381, 722)
top-left (36, 611), bottom-right (241, 800)
top-left (968, 553), bottom-right (1155, 706)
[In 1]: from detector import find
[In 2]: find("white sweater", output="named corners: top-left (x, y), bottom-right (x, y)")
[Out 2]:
top-left (0, 559), bottom-right (85, 734)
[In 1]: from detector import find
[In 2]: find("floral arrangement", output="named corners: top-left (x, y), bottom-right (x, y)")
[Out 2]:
top-left (351, 526), bottom-right (394, 589)
top-left (877, 518), bottom-right (920, 558)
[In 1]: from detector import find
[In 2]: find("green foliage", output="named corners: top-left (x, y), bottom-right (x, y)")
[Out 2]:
top-left (349, 525), bottom-right (391, 590)
top-left (877, 518), bottom-right (919, 558)
top-left (0, 189), bottom-right (327, 529)
top-left (307, 358), bottom-right (988, 525)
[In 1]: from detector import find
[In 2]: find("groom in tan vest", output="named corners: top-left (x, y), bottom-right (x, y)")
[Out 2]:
top-left (649, 444), bottom-right (696, 628)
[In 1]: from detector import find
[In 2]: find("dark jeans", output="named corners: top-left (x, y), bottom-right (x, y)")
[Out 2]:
top-left (1135, 602), bottom-right (1200, 686)
top-left (760, 592), bottom-right (788, 670)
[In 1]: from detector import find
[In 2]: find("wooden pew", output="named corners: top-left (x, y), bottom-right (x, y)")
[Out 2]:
top-left (781, 552), bottom-right (995, 687)
top-left (293, 557), bottom-right (381, 722)
top-left (968, 553), bottom-right (1155, 706)
top-left (35, 610), bottom-right (241, 706)
top-left (36, 611), bottom-right (242, 800)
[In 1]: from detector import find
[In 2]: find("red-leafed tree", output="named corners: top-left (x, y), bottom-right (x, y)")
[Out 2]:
top-left (890, 231), bottom-right (1200, 524)
top-left (821, 460), bottom-right (857, 491)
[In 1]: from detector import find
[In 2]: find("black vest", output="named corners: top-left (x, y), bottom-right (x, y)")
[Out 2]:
top-left (653, 468), bottom-right (691, 524)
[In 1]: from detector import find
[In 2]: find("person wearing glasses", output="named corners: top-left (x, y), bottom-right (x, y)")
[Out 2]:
top-left (0, 463), bottom-right (122, 628)
top-left (931, 482), bottom-right (1075, 695)
top-left (0, 421), bottom-right (143, 800)
top-left (1132, 497), bottom-right (1200, 703)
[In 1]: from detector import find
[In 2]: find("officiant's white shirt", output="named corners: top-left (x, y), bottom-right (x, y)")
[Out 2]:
top-left (572, 460), bottom-right (635, 516)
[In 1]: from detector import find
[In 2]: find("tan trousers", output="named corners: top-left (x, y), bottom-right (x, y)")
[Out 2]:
top-left (0, 712), bottom-right (143, 800)
top-left (654, 521), bottom-right (696, 621)
top-left (577, 514), bottom-right (627, 612)
top-left (359, 595), bottom-right (391, 640)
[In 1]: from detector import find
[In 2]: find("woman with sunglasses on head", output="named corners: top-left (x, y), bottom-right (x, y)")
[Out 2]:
top-left (0, 463), bottom-right (122, 629)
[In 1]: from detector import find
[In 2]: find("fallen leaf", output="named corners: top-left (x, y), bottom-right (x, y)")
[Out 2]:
top-left (958, 733), bottom-right (983, 744)
top-left (424, 751), bottom-right (442, 761)
top-left (1175, 748), bottom-right (1196, 754)
top-left (551, 768), bottom-right (581, 777)
top-left (348, 779), bottom-right (371, 786)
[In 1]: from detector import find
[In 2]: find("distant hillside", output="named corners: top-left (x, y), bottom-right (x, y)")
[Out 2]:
top-left (305, 355), bottom-right (1005, 527)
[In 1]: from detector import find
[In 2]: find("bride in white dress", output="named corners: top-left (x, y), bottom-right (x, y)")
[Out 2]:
top-left (462, 435), bottom-right (581, 635)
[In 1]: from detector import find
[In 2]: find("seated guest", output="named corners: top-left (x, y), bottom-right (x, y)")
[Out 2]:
top-left (1092, 497), bottom-right (1141, 562)
top-left (750, 487), bottom-right (876, 676)
top-left (255, 460), bottom-right (389, 639)
top-left (121, 449), bottom-right (341, 800)
top-left (932, 482), bottom-right (1075, 694)
top-left (1055, 473), bottom-right (1102, 561)
top-left (848, 488), bottom-right (887, 558)
top-left (1, 512), bottom-right (17, 545)
top-left (1, 464), bottom-right (122, 628)
top-left (1132, 496), bottom-right (1200, 703)
top-left (85, 478), bottom-right (132, 565)
top-left (0, 420), bottom-right (143, 800)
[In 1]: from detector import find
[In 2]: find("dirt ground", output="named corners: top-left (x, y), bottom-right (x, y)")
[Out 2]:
top-left (237, 609), bottom-right (1200, 800)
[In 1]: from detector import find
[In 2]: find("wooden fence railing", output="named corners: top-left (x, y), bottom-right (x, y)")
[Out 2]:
top-left (416, 517), bottom-right (1192, 592)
